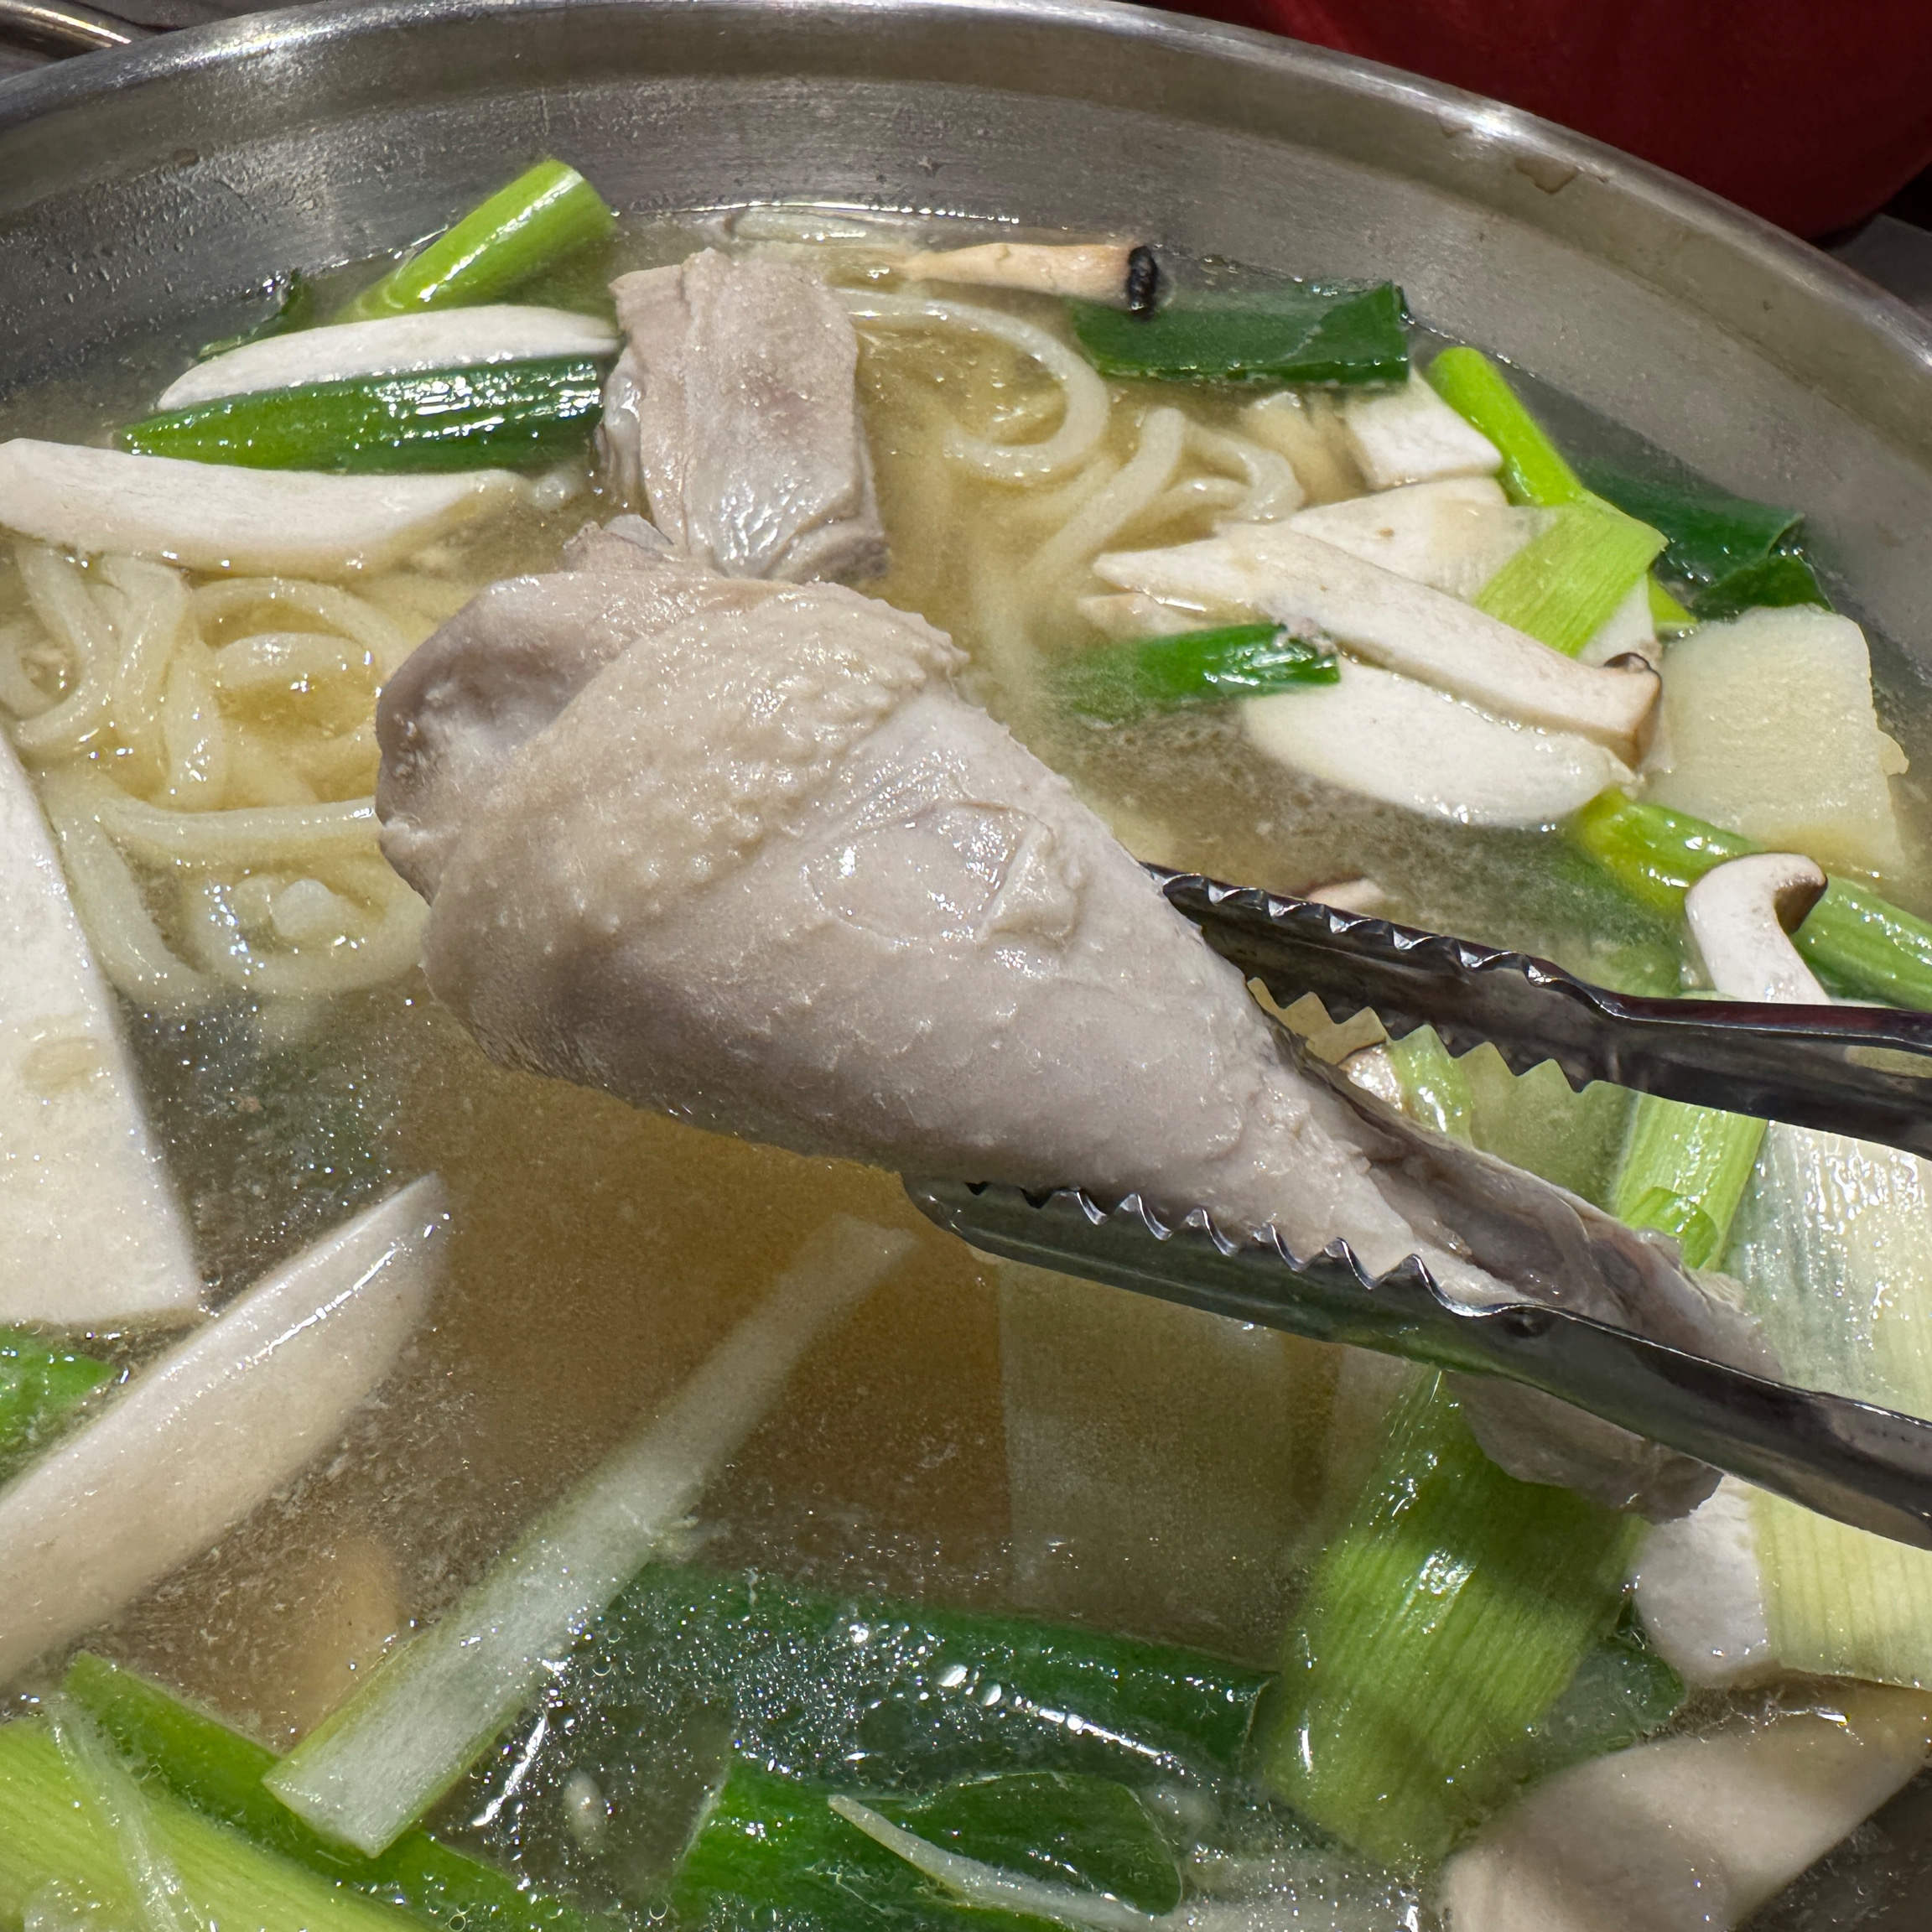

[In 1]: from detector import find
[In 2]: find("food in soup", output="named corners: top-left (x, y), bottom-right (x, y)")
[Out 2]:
top-left (0, 160), bottom-right (1929, 1932)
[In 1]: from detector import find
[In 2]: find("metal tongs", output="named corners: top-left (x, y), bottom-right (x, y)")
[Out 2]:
top-left (906, 870), bottom-right (1932, 1549)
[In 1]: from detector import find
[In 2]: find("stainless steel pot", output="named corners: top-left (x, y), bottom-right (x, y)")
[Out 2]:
top-left (3, 3), bottom-right (1931, 1918)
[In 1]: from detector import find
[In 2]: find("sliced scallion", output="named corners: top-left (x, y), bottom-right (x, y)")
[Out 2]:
top-left (1057, 623), bottom-right (1337, 723)
top-left (117, 358), bottom-right (605, 474)
top-left (0, 1332), bottom-right (111, 1481)
top-left (1609, 1092), bottom-right (1766, 1268)
top-left (1568, 791), bottom-right (1932, 1009)
top-left (1385, 1026), bottom-right (1475, 1144)
top-left (1070, 283), bottom-right (1409, 386)
top-left (1263, 1374), bottom-right (1641, 1868)
top-left (341, 160), bottom-right (615, 321)
top-left (61, 1654), bottom-right (589, 1932)
top-left (1472, 502), bottom-right (1666, 657)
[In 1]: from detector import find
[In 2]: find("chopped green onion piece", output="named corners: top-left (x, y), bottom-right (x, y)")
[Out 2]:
top-left (872, 1772), bottom-right (1183, 1915)
top-left (673, 1759), bottom-right (1061, 1932)
top-left (117, 358), bottom-right (605, 474)
top-left (341, 159), bottom-right (615, 321)
top-left (60, 1655), bottom-right (590, 1932)
top-left (196, 271), bottom-right (317, 362)
top-left (1264, 1374), bottom-right (1641, 1869)
top-left (1567, 791), bottom-right (1932, 1010)
top-left (1566, 791), bottom-right (1758, 915)
top-left (1427, 350), bottom-right (1689, 632)
top-left (1610, 1093), bottom-right (1765, 1268)
top-left (1069, 283), bottom-right (1409, 386)
top-left (504, 1559), bottom-right (1270, 1822)
top-left (1386, 1026), bottom-right (1475, 1143)
top-left (0, 1720), bottom-right (416, 1932)
top-left (1579, 462), bottom-right (1800, 586)
top-left (0, 1332), bottom-right (110, 1480)
top-left (1057, 623), bottom-right (1337, 723)
top-left (1794, 879), bottom-right (1932, 1010)
top-left (1580, 463), bottom-right (1829, 621)
top-left (1472, 502), bottom-right (1666, 657)
top-left (1457, 1046), bottom-right (1633, 1210)
top-left (1691, 550), bottom-right (1830, 622)
top-left (1423, 348), bottom-right (1589, 509)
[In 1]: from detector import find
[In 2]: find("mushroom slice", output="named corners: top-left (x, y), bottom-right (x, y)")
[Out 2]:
top-left (1684, 853), bottom-right (1830, 1004)
top-left (1244, 658), bottom-right (1633, 828)
top-left (1094, 522), bottom-right (1659, 752)
top-left (898, 240), bottom-right (1156, 309)
top-left (1287, 475), bottom-right (1541, 600)
top-left (1437, 1685), bottom-right (1932, 1932)
top-left (0, 442), bottom-right (527, 579)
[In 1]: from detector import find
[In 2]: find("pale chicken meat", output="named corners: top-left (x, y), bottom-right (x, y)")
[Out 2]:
top-left (601, 251), bottom-right (887, 582)
top-left (377, 555), bottom-right (1773, 1516)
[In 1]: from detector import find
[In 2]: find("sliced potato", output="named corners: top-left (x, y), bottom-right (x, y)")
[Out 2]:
top-left (1646, 606), bottom-right (1906, 878)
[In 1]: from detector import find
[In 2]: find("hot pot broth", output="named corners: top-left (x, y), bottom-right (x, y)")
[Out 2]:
top-left (1, 180), bottom-right (1930, 1932)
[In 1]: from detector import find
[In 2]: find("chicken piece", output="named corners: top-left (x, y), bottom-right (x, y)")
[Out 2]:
top-left (602, 251), bottom-right (886, 582)
top-left (377, 573), bottom-right (1772, 1514)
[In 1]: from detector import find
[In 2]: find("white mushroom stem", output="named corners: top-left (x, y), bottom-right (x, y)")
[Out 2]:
top-left (1685, 853), bottom-right (1830, 1003)
top-left (897, 240), bottom-right (1140, 304)
top-left (1094, 523), bottom-right (1659, 754)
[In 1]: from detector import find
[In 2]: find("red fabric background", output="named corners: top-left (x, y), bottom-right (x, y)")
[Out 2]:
top-left (1182, 0), bottom-right (1932, 238)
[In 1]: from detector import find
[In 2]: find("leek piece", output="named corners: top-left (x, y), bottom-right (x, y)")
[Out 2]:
top-left (1579, 462), bottom-right (1800, 588)
top-left (1423, 349), bottom-right (1590, 510)
top-left (118, 359), bottom-right (605, 474)
top-left (1068, 283), bottom-right (1409, 386)
top-left (1693, 549), bottom-right (1830, 621)
top-left (1472, 502), bottom-right (1665, 658)
top-left (1568, 791), bottom-right (1932, 1008)
top-left (0, 1720), bottom-right (414, 1932)
top-left (62, 1654), bottom-right (589, 1932)
top-left (510, 1560), bottom-right (1271, 1810)
top-left (1057, 623), bottom-right (1337, 723)
top-left (1457, 1045), bottom-right (1633, 1210)
top-left (1609, 1093), bottom-right (1765, 1268)
top-left (0, 1332), bottom-right (111, 1479)
top-left (671, 1759), bottom-right (1057, 1932)
top-left (1263, 1374), bottom-right (1642, 1868)
top-left (268, 1218), bottom-right (913, 1857)
top-left (341, 160), bottom-right (615, 321)
top-left (1580, 461), bottom-right (1829, 620)
top-left (1385, 1026), bottom-right (1474, 1143)
top-left (1725, 1126), bottom-right (1932, 1685)
top-left (1426, 350), bottom-right (1686, 631)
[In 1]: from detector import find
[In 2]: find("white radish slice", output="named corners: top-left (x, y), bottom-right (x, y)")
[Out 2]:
top-left (1437, 1684), bottom-right (1932, 1932)
top-left (267, 1213), bottom-right (912, 1857)
top-left (0, 442), bottom-right (527, 579)
top-left (1095, 523), bottom-right (1658, 751)
top-left (0, 1174), bottom-right (445, 1685)
top-left (1339, 371), bottom-right (1502, 490)
top-left (1243, 658), bottom-right (1633, 828)
top-left (1287, 476), bottom-right (1539, 600)
top-left (155, 307), bottom-right (620, 411)
top-left (0, 735), bottom-right (200, 1327)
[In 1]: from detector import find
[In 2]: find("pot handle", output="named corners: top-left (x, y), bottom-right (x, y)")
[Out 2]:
top-left (0, 0), bottom-right (155, 55)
